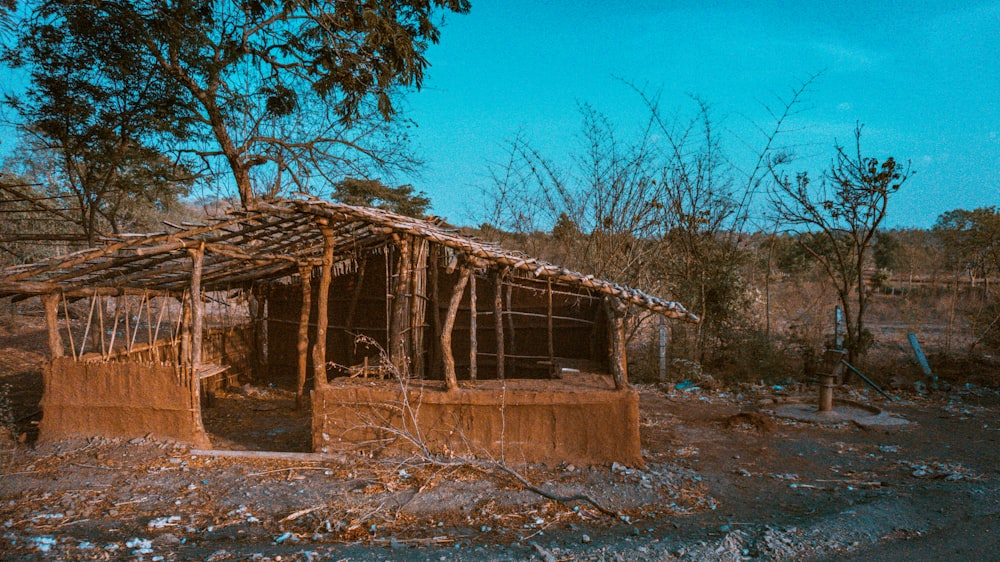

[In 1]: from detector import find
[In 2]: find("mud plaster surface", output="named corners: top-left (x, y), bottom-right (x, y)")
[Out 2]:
top-left (312, 373), bottom-right (642, 467)
top-left (39, 358), bottom-right (210, 448)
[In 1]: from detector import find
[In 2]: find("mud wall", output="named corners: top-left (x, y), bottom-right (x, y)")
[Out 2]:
top-left (312, 379), bottom-right (642, 467)
top-left (39, 357), bottom-right (210, 447)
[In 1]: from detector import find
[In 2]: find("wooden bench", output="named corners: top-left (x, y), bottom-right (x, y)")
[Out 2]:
top-left (196, 363), bottom-right (231, 407)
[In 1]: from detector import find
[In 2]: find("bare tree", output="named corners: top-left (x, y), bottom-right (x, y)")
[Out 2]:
top-left (484, 79), bottom-right (814, 365)
top-left (769, 125), bottom-right (910, 365)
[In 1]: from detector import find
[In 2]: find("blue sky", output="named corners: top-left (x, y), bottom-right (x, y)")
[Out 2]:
top-left (401, 1), bottom-right (1000, 228)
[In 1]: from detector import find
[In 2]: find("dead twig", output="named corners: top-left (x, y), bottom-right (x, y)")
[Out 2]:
top-left (280, 504), bottom-right (328, 523)
top-left (246, 465), bottom-right (327, 477)
top-left (492, 462), bottom-right (619, 517)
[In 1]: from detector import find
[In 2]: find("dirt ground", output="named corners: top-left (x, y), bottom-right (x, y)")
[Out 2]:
top-left (2, 318), bottom-right (1000, 560)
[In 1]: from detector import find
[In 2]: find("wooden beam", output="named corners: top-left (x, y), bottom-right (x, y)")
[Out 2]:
top-left (43, 292), bottom-right (64, 359)
top-left (296, 264), bottom-right (312, 409)
top-left (312, 227), bottom-right (335, 387)
top-left (441, 266), bottom-right (470, 392)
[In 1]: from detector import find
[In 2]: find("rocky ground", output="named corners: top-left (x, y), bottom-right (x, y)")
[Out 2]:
top-left (2, 318), bottom-right (999, 560)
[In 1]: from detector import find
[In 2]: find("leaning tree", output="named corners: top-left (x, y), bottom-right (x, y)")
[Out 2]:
top-left (770, 125), bottom-right (910, 365)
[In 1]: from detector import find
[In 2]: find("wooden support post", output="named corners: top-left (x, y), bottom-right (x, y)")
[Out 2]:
top-left (251, 283), bottom-right (268, 380)
top-left (189, 245), bottom-right (205, 372)
top-left (296, 264), bottom-right (312, 409)
top-left (658, 315), bottom-right (667, 381)
top-left (505, 283), bottom-right (516, 358)
top-left (493, 269), bottom-right (505, 380)
top-left (429, 246), bottom-right (442, 377)
top-left (312, 226), bottom-right (335, 387)
top-left (410, 239), bottom-right (428, 379)
top-left (546, 278), bottom-right (554, 367)
top-left (389, 235), bottom-right (412, 377)
top-left (605, 296), bottom-right (629, 390)
top-left (43, 292), bottom-right (64, 359)
top-left (441, 266), bottom-right (471, 392)
top-left (469, 271), bottom-right (478, 382)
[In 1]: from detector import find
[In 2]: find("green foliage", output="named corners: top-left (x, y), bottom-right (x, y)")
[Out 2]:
top-left (331, 177), bottom-right (430, 218)
top-left (873, 231), bottom-right (902, 271)
top-left (5, 0), bottom-right (470, 205)
top-left (2, 0), bottom-right (196, 244)
top-left (933, 206), bottom-right (1000, 279)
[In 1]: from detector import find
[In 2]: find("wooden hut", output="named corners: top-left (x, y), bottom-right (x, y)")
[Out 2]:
top-left (0, 198), bottom-right (697, 465)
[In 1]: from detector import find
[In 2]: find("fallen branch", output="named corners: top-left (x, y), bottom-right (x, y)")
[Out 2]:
top-left (246, 465), bottom-right (328, 477)
top-left (280, 504), bottom-right (328, 523)
top-left (492, 462), bottom-right (619, 517)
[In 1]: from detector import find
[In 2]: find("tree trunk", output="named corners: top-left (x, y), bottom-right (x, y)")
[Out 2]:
top-left (296, 264), bottom-right (312, 409)
top-left (441, 267), bottom-right (471, 392)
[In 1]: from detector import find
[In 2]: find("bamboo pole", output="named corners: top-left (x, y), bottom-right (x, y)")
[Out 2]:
top-left (469, 271), bottom-right (477, 382)
top-left (179, 295), bottom-right (191, 381)
top-left (505, 283), bottom-right (515, 362)
top-left (410, 239), bottom-right (428, 379)
top-left (145, 292), bottom-right (153, 347)
top-left (123, 295), bottom-right (132, 352)
top-left (441, 266), bottom-right (470, 392)
top-left (429, 246), bottom-right (442, 378)
top-left (389, 235), bottom-right (412, 377)
top-left (78, 295), bottom-right (96, 359)
top-left (43, 292), bottom-right (64, 359)
top-left (61, 291), bottom-right (76, 359)
top-left (493, 269), bottom-right (505, 380)
top-left (296, 264), bottom-right (312, 409)
top-left (312, 226), bottom-right (335, 387)
top-left (105, 296), bottom-right (123, 359)
top-left (98, 295), bottom-right (106, 357)
top-left (546, 278), bottom-right (554, 366)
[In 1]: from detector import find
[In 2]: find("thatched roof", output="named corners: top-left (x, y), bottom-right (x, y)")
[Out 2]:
top-left (0, 198), bottom-right (698, 321)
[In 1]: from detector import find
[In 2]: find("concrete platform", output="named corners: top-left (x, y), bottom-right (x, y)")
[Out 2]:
top-left (771, 399), bottom-right (911, 431)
